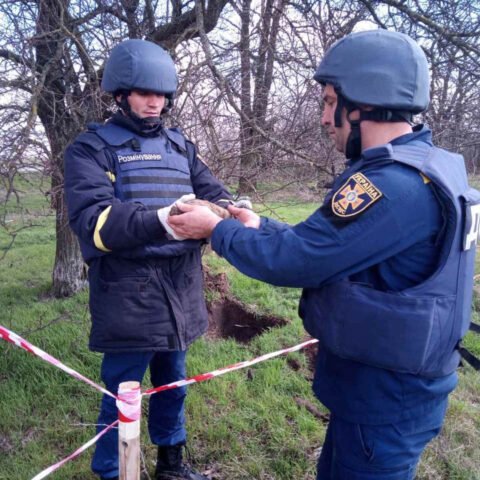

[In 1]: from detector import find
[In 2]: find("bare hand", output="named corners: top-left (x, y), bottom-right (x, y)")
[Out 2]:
top-left (168, 202), bottom-right (223, 239)
top-left (227, 205), bottom-right (261, 228)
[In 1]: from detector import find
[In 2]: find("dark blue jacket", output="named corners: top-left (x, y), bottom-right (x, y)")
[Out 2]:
top-left (210, 126), bottom-right (479, 423)
top-left (301, 140), bottom-right (479, 379)
top-left (64, 120), bottom-right (232, 353)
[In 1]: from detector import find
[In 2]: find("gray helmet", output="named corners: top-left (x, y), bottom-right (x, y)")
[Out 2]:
top-left (314, 30), bottom-right (430, 113)
top-left (101, 39), bottom-right (177, 97)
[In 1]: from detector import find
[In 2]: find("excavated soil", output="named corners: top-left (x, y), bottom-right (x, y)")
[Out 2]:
top-left (204, 267), bottom-right (288, 343)
top-left (203, 267), bottom-right (318, 377)
top-left (303, 340), bottom-right (318, 374)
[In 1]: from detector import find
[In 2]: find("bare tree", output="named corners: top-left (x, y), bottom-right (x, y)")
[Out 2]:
top-left (188, 0), bottom-right (368, 200)
top-left (358, 0), bottom-right (480, 169)
top-left (235, 0), bottom-right (288, 193)
top-left (0, 0), bottom-right (229, 297)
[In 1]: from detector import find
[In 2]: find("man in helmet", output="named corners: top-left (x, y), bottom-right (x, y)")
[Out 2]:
top-left (169, 30), bottom-right (480, 479)
top-left (64, 39), bottom-right (234, 480)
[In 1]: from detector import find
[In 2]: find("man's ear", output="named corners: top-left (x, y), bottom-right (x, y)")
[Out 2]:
top-left (348, 104), bottom-right (372, 121)
top-left (347, 108), bottom-right (361, 121)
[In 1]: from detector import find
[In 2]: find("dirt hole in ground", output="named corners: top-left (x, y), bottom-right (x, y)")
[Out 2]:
top-left (204, 268), bottom-right (288, 343)
top-left (208, 297), bottom-right (288, 343)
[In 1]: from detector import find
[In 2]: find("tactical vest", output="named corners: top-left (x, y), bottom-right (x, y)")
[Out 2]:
top-left (76, 122), bottom-right (201, 260)
top-left (301, 142), bottom-right (480, 378)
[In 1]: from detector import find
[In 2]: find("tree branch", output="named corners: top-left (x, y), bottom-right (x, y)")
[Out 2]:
top-left (194, 0), bottom-right (324, 170)
top-left (148, 0), bottom-right (229, 50)
top-left (0, 48), bottom-right (33, 68)
top-left (359, 0), bottom-right (480, 57)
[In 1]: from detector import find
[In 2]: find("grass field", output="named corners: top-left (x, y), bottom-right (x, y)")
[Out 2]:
top-left (0, 175), bottom-right (479, 479)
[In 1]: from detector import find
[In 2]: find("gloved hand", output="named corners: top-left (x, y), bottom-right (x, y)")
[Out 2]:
top-left (157, 194), bottom-right (196, 240)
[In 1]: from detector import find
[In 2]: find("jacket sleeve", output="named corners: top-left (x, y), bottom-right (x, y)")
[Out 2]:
top-left (64, 141), bottom-right (165, 252)
top-left (210, 165), bottom-right (444, 288)
top-left (187, 141), bottom-right (233, 205)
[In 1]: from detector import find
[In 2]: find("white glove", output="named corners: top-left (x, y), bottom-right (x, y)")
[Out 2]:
top-left (157, 194), bottom-right (196, 240)
top-left (234, 196), bottom-right (253, 210)
top-left (217, 196), bottom-right (253, 210)
top-left (176, 193), bottom-right (196, 204)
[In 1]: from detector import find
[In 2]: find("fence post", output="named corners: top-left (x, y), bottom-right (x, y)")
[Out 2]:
top-left (118, 381), bottom-right (141, 480)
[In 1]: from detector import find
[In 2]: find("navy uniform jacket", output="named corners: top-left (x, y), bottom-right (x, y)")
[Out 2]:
top-left (64, 120), bottom-right (232, 353)
top-left (210, 126), bottom-right (461, 424)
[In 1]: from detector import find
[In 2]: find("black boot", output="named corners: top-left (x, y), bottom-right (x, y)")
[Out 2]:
top-left (155, 443), bottom-right (208, 480)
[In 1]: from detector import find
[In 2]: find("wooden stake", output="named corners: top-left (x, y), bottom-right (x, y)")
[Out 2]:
top-left (118, 381), bottom-right (141, 480)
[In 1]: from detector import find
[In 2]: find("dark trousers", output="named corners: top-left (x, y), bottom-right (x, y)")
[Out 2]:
top-left (92, 351), bottom-right (187, 478)
top-left (316, 398), bottom-right (448, 479)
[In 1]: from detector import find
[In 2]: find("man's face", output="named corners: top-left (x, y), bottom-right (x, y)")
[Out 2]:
top-left (321, 84), bottom-right (351, 154)
top-left (126, 90), bottom-right (166, 118)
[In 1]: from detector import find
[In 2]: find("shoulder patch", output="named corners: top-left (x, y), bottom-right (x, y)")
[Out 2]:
top-left (331, 172), bottom-right (383, 218)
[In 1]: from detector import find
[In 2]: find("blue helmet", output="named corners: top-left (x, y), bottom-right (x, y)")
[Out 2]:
top-left (314, 30), bottom-right (430, 113)
top-left (101, 39), bottom-right (177, 98)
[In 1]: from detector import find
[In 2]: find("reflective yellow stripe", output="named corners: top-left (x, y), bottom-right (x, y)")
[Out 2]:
top-left (420, 173), bottom-right (431, 184)
top-left (93, 206), bottom-right (112, 252)
top-left (106, 171), bottom-right (116, 182)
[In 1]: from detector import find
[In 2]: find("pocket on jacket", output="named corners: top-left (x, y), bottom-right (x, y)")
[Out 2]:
top-left (311, 281), bottom-right (455, 374)
top-left (89, 275), bottom-right (172, 346)
top-left (99, 275), bottom-right (151, 292)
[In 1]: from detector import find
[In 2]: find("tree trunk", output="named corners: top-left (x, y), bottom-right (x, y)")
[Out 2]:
top-left (238, 126), bottom-right (259, 195)
top-left (48, 132), bottom-right (90, 298)
top-left (238, 0), bottom-right (257, 195)
top-left (52, 188), bottom-right (86, 297)
top-left (237, 0), bottom-right (286, 195)
top-left (35, 0), bottom-right (88, 297)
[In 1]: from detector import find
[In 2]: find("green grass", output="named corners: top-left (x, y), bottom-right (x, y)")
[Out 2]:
top-left (1, 179), bottom-right (479, 479)
top-left (254, 201), bottom-right (319, 225)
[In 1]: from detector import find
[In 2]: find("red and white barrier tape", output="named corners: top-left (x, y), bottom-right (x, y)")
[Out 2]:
top-left (31, 420), bottom-right (118, 480)
top-left (0, 324), bottom-right (318, 478)
top-left (117, 383), bottom-right (142, 422)
top-left (0, 325), bottom-right (116, 399)
top-left (144, 338), bottom-right (319, 396)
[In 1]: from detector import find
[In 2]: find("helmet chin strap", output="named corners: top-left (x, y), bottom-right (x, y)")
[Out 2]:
top-left (334, 93), bottom-right (362, 159)
top-left (162, 97), bottom-right (174, 114)
top-left (115, 92), bottom-right (162, 132)
top-left (334, 92), bottom-right (413, 159)
top-left (345, 117), bottom-right (362, 159)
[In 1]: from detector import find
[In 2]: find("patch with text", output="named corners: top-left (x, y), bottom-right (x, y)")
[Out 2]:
top-left (117, 153), bottom-right (162, 163)
top-left (331, 172), bottom-right (382, 218)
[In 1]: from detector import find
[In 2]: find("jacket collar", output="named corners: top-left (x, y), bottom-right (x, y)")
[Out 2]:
top-left (360, 124), bottom-right (432, 163)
